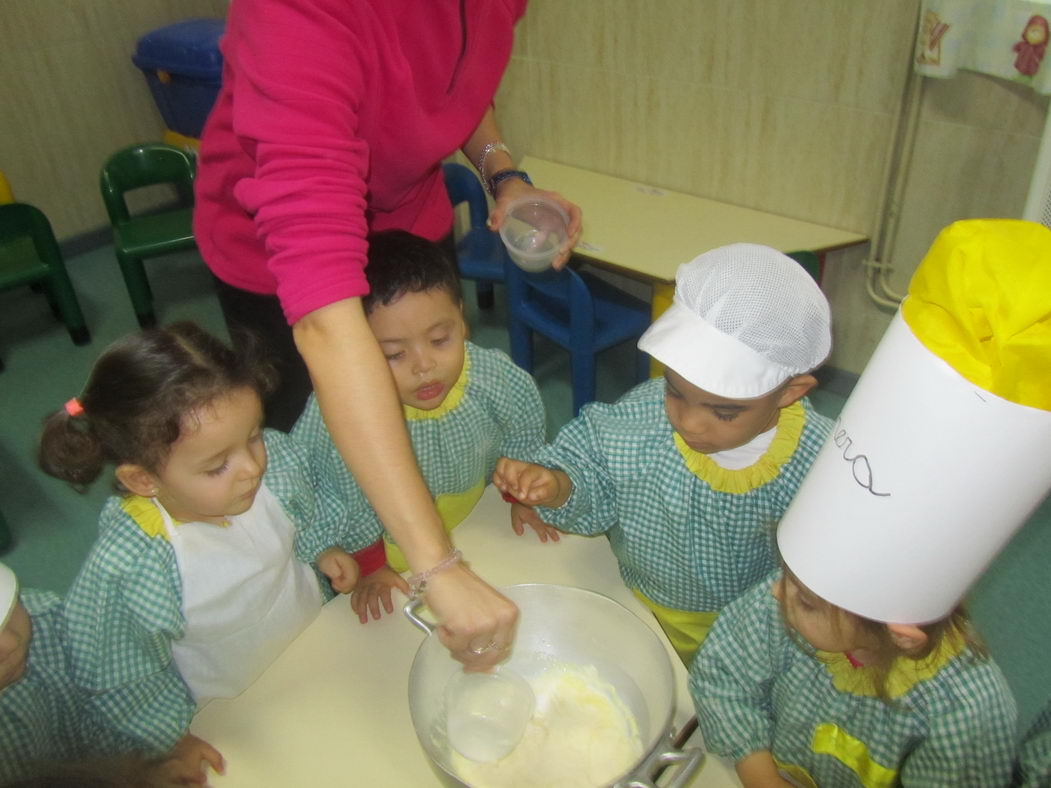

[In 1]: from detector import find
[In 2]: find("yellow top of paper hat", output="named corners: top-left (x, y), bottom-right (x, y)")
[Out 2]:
top-left (902, 219), bottom-right (1051, 411)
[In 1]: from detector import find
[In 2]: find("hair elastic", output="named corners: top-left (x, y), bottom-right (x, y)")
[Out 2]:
top-left (64, 398), bottom-right (84, 417)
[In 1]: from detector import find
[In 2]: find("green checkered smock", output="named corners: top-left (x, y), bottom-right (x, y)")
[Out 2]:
top-left (528, 378), bottom-right (833, 613)
top-left (1017, 702), bottom-right (1051, 786)
top-left (0, 590), bottom-right (86, 781)
top-left (292, 342), bottom-right (545, 562)
top-left (62, 430), bottom-right (347, 756)
top-left (690, 573), bottom-right (1018, 787)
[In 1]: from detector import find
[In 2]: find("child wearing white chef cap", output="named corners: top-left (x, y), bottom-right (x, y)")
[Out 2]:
top-left (689, 219), bottom-right (1046, 787)
top-left (0, 561), bottom-right (85, 780)
top-left (0, 561), bottom-right (228, 784)
top-left (494, 243), bottom-right (834, 664)
top-left (0, 561), bottom-right (83, 780)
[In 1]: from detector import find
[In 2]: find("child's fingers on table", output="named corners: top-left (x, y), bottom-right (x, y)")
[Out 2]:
top-left (380, 588), bottom-right (396, 614)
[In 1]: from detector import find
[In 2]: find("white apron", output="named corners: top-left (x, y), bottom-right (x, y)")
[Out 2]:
top-left (157, 483), bottom-right (323, 705)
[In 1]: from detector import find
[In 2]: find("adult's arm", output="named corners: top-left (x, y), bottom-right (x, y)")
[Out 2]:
top-left (461, 106), bottom-right (582, 268)
top-left (293, 299), bottom-right (517, 667)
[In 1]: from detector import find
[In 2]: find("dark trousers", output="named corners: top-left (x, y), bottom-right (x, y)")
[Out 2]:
top-left (211, 276), bottom-right (313, 432)
top-left (209, 233), bottom-right (457, 433)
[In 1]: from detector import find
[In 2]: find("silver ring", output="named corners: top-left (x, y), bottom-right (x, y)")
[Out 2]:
top-left (469, 640), bottom-right (498, 655)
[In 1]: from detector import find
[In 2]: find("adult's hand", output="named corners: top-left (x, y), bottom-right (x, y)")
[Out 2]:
top-left (487, 178), bottom-right (583, 270)
top-left (426, 562), bottom-right (518, 671)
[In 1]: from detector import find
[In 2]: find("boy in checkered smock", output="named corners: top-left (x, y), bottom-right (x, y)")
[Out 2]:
top-left (292, 230), bottom-right (547, 622)
top-left (38, 324), bottom-right (362, 783)
top-left (691, 221), bottom-right (1050, 786)
top-left (494, 244), bottom-right (834, 664)
top-left (0, 563), bottom-right (85, 781)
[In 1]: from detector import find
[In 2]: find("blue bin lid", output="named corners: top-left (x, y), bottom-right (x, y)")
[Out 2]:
top-left (133, 18), bottom-right (225, 80)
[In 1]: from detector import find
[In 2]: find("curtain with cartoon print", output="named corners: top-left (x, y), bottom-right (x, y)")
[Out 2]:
top-left (916, 0), bottom-right (1051, 94)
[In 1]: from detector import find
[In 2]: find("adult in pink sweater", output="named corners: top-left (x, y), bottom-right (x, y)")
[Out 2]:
top-left (194, 0), bottom-right (580, 669)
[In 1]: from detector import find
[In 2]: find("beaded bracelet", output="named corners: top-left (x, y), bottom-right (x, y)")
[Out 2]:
top-left (408, 549), bottom-right (464, 598)
top-left (476, 141), bottom-right (511, 181)
top-left (487, 168), bottom-right (532, 196)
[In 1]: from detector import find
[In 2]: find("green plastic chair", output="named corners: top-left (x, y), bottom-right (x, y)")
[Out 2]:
top-left (0, 202), bottom-right (91, 371)
top-left (99, 143), bottom-right (197, 327)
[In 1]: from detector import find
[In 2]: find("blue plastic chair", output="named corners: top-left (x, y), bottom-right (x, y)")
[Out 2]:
top-left (442, 162), bottom-right (506, 309)
top-left (505, 263), bottom-right (651, 416)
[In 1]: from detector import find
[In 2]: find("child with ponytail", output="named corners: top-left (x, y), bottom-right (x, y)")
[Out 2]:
top-left (38, 323), bottom-right (362, 779)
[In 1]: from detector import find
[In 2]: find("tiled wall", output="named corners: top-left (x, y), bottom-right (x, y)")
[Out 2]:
top-left (0, 0), bottom-right (227, 237)
top-left (2, 0), bottom-right (1046, 373)
top-left (496, 0), bottom-right (1049, 373)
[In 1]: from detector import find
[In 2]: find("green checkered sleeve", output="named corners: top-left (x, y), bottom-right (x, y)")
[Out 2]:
top-left (689, 573), bottom-right (780, 761)
top-left (0, 590), bottom-right (86, 781)
top-left (901, 669), bottom-right (1019, 785)
top-left (267, 427), bottom-right (377, 565)
top-left (1018, 702), bottom-right (1051, 787)
top-left (63, 498), bottom-right (195, 755)
top-left (528, 383), bottom-right (651, 534)
top-left (485, 347), bottom-right (546, 460)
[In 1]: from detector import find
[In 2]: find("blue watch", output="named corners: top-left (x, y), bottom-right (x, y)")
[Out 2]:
top-left (487, 168), bottom-right (532, 196)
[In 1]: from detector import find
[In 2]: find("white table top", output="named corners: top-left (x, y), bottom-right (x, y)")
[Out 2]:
top-left (191, 485), bottom-right (740, 786)
top-left (522, 156), bottom-right (868, 284)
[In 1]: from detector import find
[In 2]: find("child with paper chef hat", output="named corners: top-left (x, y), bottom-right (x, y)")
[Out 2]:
top-left (493, 243), bottom-right (835, 664)
top-left (689, 219), bottom-right (1049, 787)
top-left (292, 230), bottom-right (550, 624)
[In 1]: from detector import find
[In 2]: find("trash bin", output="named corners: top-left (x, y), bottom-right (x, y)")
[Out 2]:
top-left (133, 18), bottom-right (225, 140)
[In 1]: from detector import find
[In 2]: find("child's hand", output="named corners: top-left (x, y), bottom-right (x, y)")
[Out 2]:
top-left (493, 458), bottom-right (571, 508)
top-left (157, 733), bottom-right (224, 784)
top-left (351, 566), bottom-right (411, 623)
top-left (0, 601), bottom-right (31, 691)
top-left (511, 502), bottom-right (562, 543)
top-left (317, 547), bottom-right (361, 595)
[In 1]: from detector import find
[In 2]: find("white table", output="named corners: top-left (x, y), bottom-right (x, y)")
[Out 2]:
top-left (191, 485), bottom-right (740, 786)
top-left (522, 156), bottom-right (868, 291)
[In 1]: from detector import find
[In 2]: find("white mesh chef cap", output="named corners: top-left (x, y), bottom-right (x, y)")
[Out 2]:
top-left (638, 244), bottom-right (832, 398)
top-left (0, 563), bottom-right (16, 629)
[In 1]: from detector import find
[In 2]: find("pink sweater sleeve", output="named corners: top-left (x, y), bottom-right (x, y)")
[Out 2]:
top-left (225, 0), bottom-right (373, 324)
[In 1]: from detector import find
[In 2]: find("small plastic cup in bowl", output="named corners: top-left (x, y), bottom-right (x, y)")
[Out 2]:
top-left (499, 196), bottom-right (570, 272)
top-left (445, 667), bottom-right (535, 763)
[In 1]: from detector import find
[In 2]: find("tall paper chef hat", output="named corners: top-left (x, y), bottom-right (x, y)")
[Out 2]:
top-left (0, 562), bottom-right (17, 630)
top-left (638, 244), bottom-right (831, 399)
top-left (778, 219), bottom-right (1051, 624)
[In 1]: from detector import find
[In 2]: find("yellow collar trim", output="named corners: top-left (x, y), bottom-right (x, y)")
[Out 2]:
top-left (121, 495), bottom-right (232, 537)
top-left (403, 348), bottom-right (470, 421)
top-left (673, 400), bottom-right (807, 494)
top-left (122, 495), bottom-right (170, 540)
top-left (817, 628), bottom-right (967, 699)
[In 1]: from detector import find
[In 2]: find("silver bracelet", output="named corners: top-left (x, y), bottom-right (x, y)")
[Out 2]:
top-left (408, 549), bottom-right (464, 598)
top-left (476, 142), bottom-right (511, 181)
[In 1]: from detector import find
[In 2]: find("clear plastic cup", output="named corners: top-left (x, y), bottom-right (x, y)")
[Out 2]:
top-left (499, 196), bottom-right (571, 272)
top-left (444, 668), bottom-right (535, 763)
